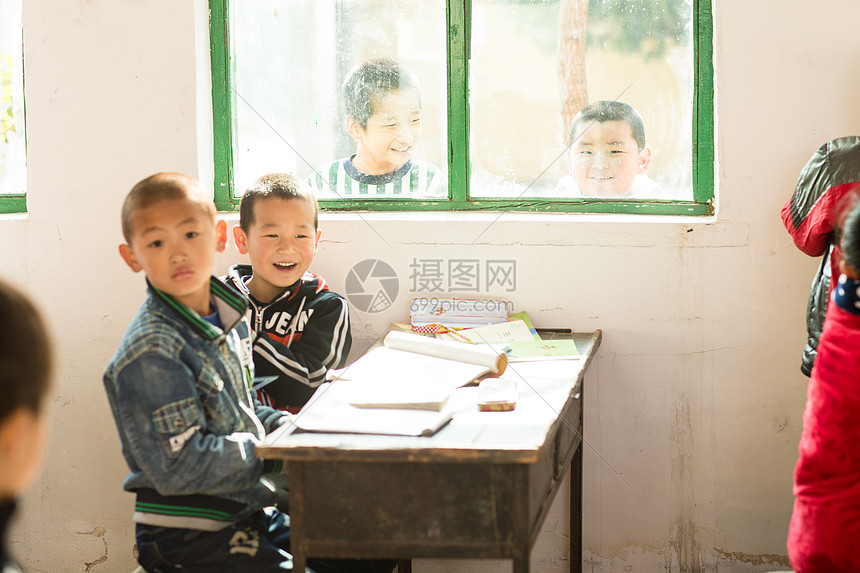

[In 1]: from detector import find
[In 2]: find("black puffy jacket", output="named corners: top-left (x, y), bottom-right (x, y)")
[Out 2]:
top-left (782, 136), bottom-right (860, 376)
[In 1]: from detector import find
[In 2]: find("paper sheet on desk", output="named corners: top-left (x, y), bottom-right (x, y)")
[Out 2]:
top-left (294, 382), bottom-right (455, 437)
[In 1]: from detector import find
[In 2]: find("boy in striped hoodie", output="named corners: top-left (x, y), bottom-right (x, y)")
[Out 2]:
top-left (306, 58), bottom-right (444, 198)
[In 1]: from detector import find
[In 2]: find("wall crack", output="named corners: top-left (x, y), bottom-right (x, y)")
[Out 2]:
top-left (75, 526), bottom-right (108, 571)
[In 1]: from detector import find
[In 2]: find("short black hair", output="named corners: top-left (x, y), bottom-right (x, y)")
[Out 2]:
top-left (568, 100), bottom-right (647, 150)
top-left (121, 173), bottom-right (214, 243)
top-left (239, 173), bottom-right (319, 232)
top-left (343, 59), bottom-right (421, 128)
top-left (0, 279), bottom-right (53, 422)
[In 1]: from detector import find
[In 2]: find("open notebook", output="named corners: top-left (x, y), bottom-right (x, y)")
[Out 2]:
top-left (324, 330), bottom-right (507, 410)
top-left (291, 331), bottom-right (509, 436)
top-left (293, 382), bottom-right (457, 437)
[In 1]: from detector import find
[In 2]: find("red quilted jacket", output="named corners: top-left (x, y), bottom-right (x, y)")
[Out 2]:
top-left (788, 293), bottom-right (860, 572)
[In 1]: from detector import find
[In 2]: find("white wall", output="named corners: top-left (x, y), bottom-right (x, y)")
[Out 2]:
top-left (3, 0), bottom-right (857, 571)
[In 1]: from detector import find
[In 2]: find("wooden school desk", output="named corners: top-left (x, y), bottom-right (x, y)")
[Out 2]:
top-left (256, 330), bottom-right (601, 573)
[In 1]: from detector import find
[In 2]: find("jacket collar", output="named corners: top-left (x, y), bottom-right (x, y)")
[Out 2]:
top-left (226, 264), bottom-right (305, 306)
top-left (147, 277), bottom-right (248, 341)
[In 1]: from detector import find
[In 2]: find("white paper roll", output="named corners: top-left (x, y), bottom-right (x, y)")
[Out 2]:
top-left (383, 330), bottom-right (508, 375)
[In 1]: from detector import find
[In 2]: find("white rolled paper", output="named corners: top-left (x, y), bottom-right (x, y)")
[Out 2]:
top-left (383, 330), bottom-right (508, 375)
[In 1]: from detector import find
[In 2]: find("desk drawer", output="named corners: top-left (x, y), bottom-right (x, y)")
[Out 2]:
top-left (293, 461), bottom-right (519, 553)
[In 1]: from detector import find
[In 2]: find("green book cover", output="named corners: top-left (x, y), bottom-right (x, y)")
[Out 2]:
top-left (507, 311), bottom-right (542, 340)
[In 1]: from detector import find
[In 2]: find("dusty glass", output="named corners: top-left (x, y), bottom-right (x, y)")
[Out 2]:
top-left (469, 0), bottom-right (694, 201)
top-left (230, 0), bottom-right (448, 198)
top-left (0, 0), bottom-right (26, 196)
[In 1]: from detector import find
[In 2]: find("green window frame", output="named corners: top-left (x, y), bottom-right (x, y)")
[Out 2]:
top-left (209, 0), bottom-right (713, 216)
top-left (0, 193), bottom-right (25, 215)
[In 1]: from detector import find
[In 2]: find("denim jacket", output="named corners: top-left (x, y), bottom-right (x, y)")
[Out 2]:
top-left (103, 278), bottom-right (290, 531)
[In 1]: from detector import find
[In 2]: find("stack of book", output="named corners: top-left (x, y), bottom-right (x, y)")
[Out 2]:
top-left (409, 298), bottom-right (510, 333)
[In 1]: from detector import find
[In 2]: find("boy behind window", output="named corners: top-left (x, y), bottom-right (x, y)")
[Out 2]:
top-left (306, 58), bottom-right (445, 198)
top-left (558, 100), bottom-right (658, 199)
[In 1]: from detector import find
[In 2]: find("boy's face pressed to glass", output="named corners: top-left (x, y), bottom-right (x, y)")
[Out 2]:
top-left (569, 120), bottom-right (650, 197)
top-left (120, 197), bottom-right (225, 315)
top-left (348, 88), bottom-right (422, 175)
top-left (235, 197), bottom-right (321, 303)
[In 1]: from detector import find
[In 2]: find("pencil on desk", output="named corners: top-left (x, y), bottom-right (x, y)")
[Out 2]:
top-left (437, 324), bottom-right (476, 344)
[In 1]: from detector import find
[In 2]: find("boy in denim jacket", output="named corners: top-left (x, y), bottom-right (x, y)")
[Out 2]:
top-left (103, 173), bottom-right (301, 572)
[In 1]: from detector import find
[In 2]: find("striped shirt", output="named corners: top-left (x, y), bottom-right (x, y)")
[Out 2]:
top-left (306, 155), bottom-right (445, 198)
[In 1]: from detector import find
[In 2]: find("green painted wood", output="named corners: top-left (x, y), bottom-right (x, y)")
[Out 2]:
top-left (447, 0), bottom-right (469, 202)
top-left (0, 195), bottom-right (26, 214)
top-left (317, 198), bottom-right (712, 216)
top-left (694, 0), bottom-right (715, 206)
top-left (210, 0), bottom-right (237, 211)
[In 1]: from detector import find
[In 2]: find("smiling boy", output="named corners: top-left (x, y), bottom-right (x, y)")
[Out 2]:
top-left (104, 172), bottom-right (305, 572)
top-left (226, 173), bottom-right (351, 412)
top-left (306, 58), bottom-right (444, 197)
top-left (558, 100), bottom-right (659, 198)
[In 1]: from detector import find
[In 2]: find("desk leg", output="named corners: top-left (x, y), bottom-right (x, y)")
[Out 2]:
top-left (513, 551), bottom-right (530, 573)
top-left (396, 559), bottom-right (412, 573)
top-left (290, 462), bottom-right (308, 573)
top-left (570, 439), bottom-right (583, 573)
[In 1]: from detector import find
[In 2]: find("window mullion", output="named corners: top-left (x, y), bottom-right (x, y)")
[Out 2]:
top-left (693, 0), bottom-right (714, 206)
top-left (447, 0), bottom-right (469, 204)
top-left (210, 0), bottom-right (237, 210)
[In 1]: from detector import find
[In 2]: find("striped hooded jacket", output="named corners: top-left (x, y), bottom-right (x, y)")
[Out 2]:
top-left (224, 266), bottom-right (351, 411)
top-left (781, 136), bottom-right (860, 376)
top-left (305, 156), bottom-right (444, 198)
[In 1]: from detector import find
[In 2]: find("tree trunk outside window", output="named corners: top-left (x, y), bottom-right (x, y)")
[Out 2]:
top-left (558, 0), bottom-right (589, 145)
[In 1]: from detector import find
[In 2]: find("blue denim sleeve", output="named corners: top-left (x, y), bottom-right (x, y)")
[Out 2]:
top-left (254, 402), bottom-right (293, 434)
top-left (114, 351), bottom-right (266, 496)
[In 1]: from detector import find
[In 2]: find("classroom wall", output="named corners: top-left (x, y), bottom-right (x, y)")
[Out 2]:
top-left (3, 0), bottom-right (857, 571)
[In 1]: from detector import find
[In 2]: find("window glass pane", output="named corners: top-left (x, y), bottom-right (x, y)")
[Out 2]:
top-left (231, 0), bottom-right (448, 199)
top-left (0, 0), bottom-right (26, 196)
top-left (469, 0), bottom-right (694, 201)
